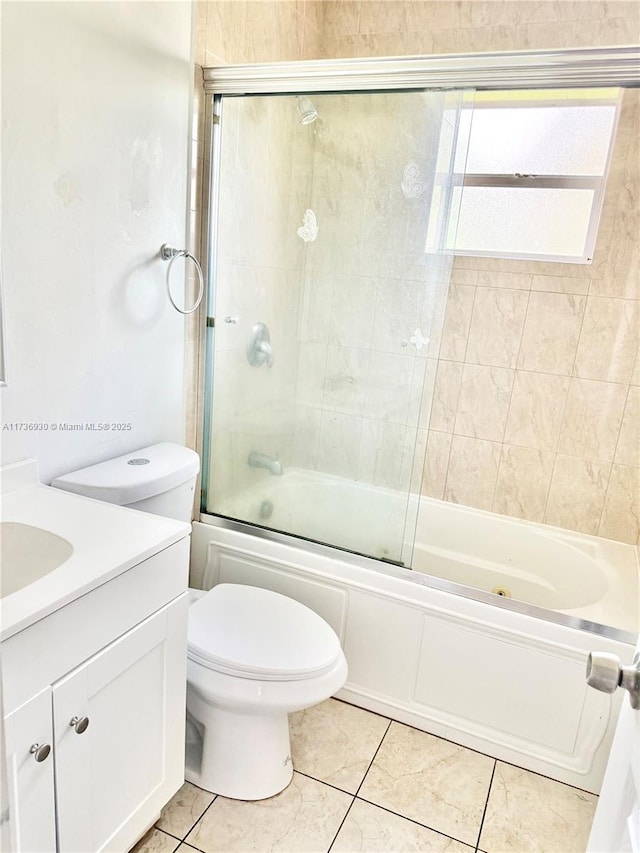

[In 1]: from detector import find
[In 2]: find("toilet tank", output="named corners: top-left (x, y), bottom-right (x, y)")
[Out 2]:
top-left (52, 443), bottom-right (200, 522)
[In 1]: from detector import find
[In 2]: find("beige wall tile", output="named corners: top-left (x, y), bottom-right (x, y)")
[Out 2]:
top-left (530, 274), bottom-right (590, 295)
top-left (317, 410), bottom-right (362, 478)
top-left (454, 364), bottom-right (514, 442)
top-left (466, 288), bottom-right (529, 368)
top-left (408, 1), bottom-right (463, 30)
top-left (357, 420), bottom-right (414, 489)
top-left (194, 2), bottom-right (208, 66)
top-left (615, 386), bottom-right (640, 467)
top-left (493, 445), bottom-right (555, 522)
top-left (440, 284), bottom-right (475, 361)
top-left (430, 360), bottom-right (463, 432)
top-left (354, 31), bottom-right (418, 57)
top-left (205, 1), bottom-right (248, 63)
top-left (517, 292), bottom-right (586, 375)
top-left (431, 24), bottom-right (515, 54)
top-left (594, 210), bottom-right (640, 299)
top-left (558, 378), bottom-right (628, 461)
top-left (517, 16), bottom-right (640, 50)
top-left (450, 267), bottom-right (478, 286)
top-left (476, 271), bottom-right (532, 291)
top-left (292, 405), bottom-right (322, 469)
top-left (322, 0), bottom-right (361, 37)
top-left (363, 352), bottom-right (416, 423)
top-left (444, 435), bottom-right (501, 511)
top-left (418, 358), bottom-right (438, 429)
top-left (545, 455), bottom-right (611, 536)
top-left (358, 1), bottom-right (411, 34)
top-left (323, 345), bottom-right (369, 416)
top-left (574, 297), bottom-right (640, 383)
top-left (504, 371), bottom-right (570, 452)
top-left (422, 430), bottom-right (453, 499)
top-left (599, 464), bottom-right (640, 545)
top-left (632, 350), bottom-right (640, 386)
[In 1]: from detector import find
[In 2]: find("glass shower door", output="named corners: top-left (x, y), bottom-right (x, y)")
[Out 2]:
top-left (204, 88), bottom-right (471, 565)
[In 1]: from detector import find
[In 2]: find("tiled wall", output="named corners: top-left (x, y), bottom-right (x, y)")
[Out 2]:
top-left (422, 98), bottom-right (640, 543)
top-left (192, 1), bottom-right (640, 545)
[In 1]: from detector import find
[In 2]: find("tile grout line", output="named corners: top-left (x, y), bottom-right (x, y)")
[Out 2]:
top-left (354, 794), bottom-right (477, 850)
top-left (327, 716), bottom-right (393, 853)
top-left (170, 792), bottom-right (219, 850)
top-left (354, 717), bottom-right (393, 799)
top-left (474, 758), bottom-right (497, 852)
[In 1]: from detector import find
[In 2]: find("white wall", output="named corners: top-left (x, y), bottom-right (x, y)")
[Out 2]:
top-left (0, 1), bottom-right (193, 484)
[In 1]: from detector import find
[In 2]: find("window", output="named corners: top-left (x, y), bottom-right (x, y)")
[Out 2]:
top-left (448, 89), bottom-right (621, 264)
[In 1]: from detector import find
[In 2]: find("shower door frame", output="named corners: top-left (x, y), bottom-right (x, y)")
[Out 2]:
top-left (198, 46), bottom-right (640, 644)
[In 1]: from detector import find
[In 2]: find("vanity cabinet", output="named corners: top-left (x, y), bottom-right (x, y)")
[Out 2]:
top-left (4, 688), bottom-right (56, 853)
top-left (2, 538), bottom-right (190, 853)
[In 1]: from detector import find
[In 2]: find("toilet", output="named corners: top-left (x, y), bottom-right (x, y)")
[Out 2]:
top-left (52, 443), bottom-right (348, 801)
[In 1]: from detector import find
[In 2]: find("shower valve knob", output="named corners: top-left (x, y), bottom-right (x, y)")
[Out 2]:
top-left (586, 652), bottom-right (640, 709)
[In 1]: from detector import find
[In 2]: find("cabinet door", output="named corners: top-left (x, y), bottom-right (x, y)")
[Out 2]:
top-left (53, 595), bottom-right (188, 853)
top-left (4, 687), bottom-right (56, 853)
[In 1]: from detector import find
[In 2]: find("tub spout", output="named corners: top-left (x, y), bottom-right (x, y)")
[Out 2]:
top-left (248, 451), bottom-right (283, 476)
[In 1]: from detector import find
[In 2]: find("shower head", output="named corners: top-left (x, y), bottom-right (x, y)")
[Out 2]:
top-left (297, 95), bottom-right (318, 125)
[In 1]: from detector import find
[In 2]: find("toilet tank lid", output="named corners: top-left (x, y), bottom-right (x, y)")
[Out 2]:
top-left (51, 443), bottom-right (200, 506)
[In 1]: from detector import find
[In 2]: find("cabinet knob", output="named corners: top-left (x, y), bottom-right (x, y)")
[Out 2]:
top-left (69, 715), bottom-right (90, 734)
top-left (30, 743), bottom-right (51, 763)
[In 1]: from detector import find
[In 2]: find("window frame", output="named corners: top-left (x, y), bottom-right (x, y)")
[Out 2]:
top-left (451, 91), bottom-right (623, 264)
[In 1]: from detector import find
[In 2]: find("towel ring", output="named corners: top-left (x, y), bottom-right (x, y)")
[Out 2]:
top-left (160, 243), bottom-right (204, 315)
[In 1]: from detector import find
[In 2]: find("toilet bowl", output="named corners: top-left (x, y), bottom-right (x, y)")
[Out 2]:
top-left (186, 583), bottom-right (348, 799)
top-left (53, 443), bottom-right (348, 801)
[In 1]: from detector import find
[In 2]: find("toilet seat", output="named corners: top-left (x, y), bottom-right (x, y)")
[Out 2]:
top-left (188, 584), bottom-right (342, 681)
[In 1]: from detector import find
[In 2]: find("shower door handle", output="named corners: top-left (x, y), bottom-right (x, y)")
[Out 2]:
top-left (586, 652), bottom-right (640, 709)
top-left (247, 322), bottom-right (274, 368)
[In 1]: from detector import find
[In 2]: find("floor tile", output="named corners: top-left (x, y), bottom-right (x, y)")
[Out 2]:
top-left (290, 698), bottom-right (390, 793)
top-left (358, 722), bottom-right (494, 847)
top-left (184, 771), bottom-right (352, 852)
top-left (130, 827), bottom-right (180, 853)
top-left (332, 798), bottom-right (475, 852)
top-left (156, 782), bottom-right (216, 839)
top-left (478, 762), bottom-right (597, 852)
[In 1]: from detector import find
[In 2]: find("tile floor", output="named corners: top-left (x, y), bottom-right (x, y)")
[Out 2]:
top-left (131, 698), bottom-right (597, 853)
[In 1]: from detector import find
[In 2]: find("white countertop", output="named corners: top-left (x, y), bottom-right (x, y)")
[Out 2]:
top-left (1, 463), bottom-right (190, 641)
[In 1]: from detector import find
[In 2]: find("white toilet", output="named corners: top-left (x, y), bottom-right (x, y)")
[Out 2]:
top-left (53, 443), bottom-right (348, 801)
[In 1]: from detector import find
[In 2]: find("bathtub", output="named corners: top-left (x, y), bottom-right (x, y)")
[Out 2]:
top-left (193, 468), bottom-right (638, 794)
top-left (213, 468), bottom-right (639, 634)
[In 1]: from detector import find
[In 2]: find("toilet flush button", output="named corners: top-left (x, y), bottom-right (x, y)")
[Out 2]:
top-left (127, 458), bottom-right (150, 466)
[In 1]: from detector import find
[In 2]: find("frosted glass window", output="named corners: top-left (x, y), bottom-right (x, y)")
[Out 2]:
top-left (466, 105), bottom-right (617, 176)
top-left (449, 89), bottom-right (620, 263)
top-left (451, 187), bottom-right (595, 258)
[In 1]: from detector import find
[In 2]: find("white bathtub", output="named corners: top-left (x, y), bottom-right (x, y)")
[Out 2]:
top-left (191, 499), bottom-right (637, 794)
top-left (214, 468), bottom-right (639, 634)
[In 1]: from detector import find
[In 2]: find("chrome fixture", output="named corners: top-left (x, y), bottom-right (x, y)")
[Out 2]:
top-left (69, 715), bottom-right (90, 734)
top-left (296, 95), bottom-right (318, 125)
top-left (159, 243), bottom-right (204, 315)
top-left (248, 452), bottom-right (283, 476)
top-left (30, 743), bottom-right (51, 763)
top-left (247, 322), bottom-right (274, 368)
top-left (586, 652), bottom-right (640, 709)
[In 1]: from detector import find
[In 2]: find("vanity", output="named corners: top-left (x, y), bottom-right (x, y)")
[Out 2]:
top-left (1, 460), bottom-right (191, 853)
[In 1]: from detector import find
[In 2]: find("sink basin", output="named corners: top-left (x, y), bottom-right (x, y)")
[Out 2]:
top-left (1, 521), bottom-right (74, 598)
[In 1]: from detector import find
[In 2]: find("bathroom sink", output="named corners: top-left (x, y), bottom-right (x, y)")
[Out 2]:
top-left (0, 521), bottom-right (73, 598)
